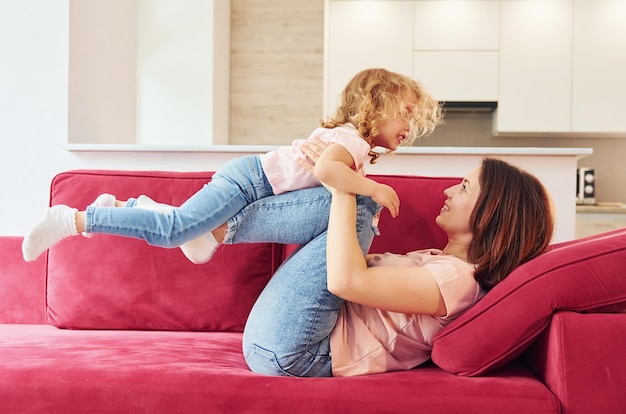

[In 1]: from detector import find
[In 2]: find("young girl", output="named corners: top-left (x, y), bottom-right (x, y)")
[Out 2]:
top-left (22, 68), bottom-right (442, 263)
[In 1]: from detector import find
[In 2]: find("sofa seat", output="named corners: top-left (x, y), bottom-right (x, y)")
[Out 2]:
top-left (0, 324), bottom-right (559, 413)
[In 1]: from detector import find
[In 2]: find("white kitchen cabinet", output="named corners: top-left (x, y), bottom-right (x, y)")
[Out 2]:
top-left (324, 1), bottom-right (414, 115)
top-left (326, 0), bottom-right (626, 134)
top-left (496, 0), bottom-right (573, 133)
top-left (412, 1), bottom-right (499, 102)
top-left (413, 51), bottom-right (499, 101)
top-left (572, 0), bottom-right (626, 133)
top-left (324, 0), bottom-right (500, 111)
top-left (496, 0), bottom-right (626, 135)
top-left (413, 0), bottom-right (500, 50)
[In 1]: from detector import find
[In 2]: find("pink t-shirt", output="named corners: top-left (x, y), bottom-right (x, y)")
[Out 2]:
top-left (259, 124), bottom-right (371, 194)
top-left (329, 249), bottom-right (483, 377)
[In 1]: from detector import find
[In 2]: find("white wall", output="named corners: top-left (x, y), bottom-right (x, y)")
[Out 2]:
top-left (1, 1), bottom-right (71, 235)
top-left (68, 0), bottom-right (230, 146)
top-left (136, 0), bottom-right (216, 145)
top-left (0, 1), bottom-right (232, 236)
top-left (0, 1), bottom-right (586, 243)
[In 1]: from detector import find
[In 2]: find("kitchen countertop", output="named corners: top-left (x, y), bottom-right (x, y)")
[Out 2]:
top-left (577, 204), bottom-right (626, 214)
top-left (67, 144), bottom-right (593, 158)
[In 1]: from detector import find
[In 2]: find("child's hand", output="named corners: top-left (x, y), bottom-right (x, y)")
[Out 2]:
top-left (371, 183), bottom-right (400, 218)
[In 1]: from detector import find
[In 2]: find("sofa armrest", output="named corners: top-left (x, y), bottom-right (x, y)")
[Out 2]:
top-left (432, 229), bottom-right (626, 376)
top-left (0, 236), bottom-right (47, 324)
top-left (525, 311), bottom-right (626, 414)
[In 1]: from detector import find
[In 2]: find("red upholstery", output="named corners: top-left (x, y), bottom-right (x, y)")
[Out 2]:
top-left (0, 237), bottom-right (47, 324)
top-left (431, 228), bottom-right (626, 376)
top-left (47, 170), bottom-right (283, 331)
top-left (526, 311), bottom-right (626, 414)
top-left (1, 324), bottom-right (558, 414)
top-left (368, 174), bottom-right (457, 253)
top-left (45, 171), bottom-right (458, 332)
top-left (0, 169), bottom-right (624, 413)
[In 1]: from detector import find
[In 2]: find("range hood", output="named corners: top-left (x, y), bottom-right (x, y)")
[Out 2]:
top-left (442, 101), bottom-right (497, 113)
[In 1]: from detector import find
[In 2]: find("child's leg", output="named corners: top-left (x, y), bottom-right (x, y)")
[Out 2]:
top-left (82, 193), bottom-right (116, 238)
top-left (22, 155), bottom-right (272, 262)
top-left (134, 195), bottom-right (219, 264)
top-left (223, 186), bottom-right (333, 245)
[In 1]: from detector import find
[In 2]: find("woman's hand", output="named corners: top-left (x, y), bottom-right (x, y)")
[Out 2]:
top-left (298, 138), bottom-right (328, 175)
top-left (298, 139), bottom-right (340, 193)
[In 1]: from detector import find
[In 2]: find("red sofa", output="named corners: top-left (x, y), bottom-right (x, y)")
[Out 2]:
top-left (1, 169), bottom-right (625, 414)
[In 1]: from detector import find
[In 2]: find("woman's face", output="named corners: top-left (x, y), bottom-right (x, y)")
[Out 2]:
top-left (436, 166), bottom-right (482, 236)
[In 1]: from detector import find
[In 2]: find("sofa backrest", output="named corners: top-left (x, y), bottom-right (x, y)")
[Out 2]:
top-left (47, 170), bottom-right (283, 332)
top-left (45, 170), bottom-right (459, 332)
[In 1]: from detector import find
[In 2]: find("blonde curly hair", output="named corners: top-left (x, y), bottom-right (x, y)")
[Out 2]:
top-left (321, 68), bottom-right (443, 163)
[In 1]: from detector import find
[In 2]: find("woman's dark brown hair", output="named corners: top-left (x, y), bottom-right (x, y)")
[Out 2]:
top-left (469, 158), bottom-right (554, 290)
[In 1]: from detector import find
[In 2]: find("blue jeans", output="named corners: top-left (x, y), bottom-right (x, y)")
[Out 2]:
top-left (87, 163), bottom-right (380, 377)
top-left (85, 155), bottom-right (274, 246)
top-left (223, 188), bottom-right (380, 377)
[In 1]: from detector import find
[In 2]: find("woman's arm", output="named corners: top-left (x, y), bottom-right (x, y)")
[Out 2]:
top-left (325, 188), bottom-right (447, 316)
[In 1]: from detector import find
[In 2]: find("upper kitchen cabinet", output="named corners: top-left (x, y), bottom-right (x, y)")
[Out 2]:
top-left (325, 0), bottom-right (626, 135)
top-left (324, 0), bottom-right (499, 112)
top-left (324, 1), bottom-right (414, 115)
top-left (413, 0), bottom-right (499, 50)
top-left (413, 1), bottom-right (500, 102)
top-left (496, 0), bottom-right (573, 133)
top-left (496, 0), bottom-right (626, 135)
top-left (571, 0), bottom-right (626, 133)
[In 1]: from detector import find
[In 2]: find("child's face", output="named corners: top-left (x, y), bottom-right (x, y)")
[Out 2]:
top-left (372, 96), bottom-right (418, 150)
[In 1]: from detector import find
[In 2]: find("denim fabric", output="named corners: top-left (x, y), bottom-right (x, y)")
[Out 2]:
top-left (237, 191), bottom-right (381, 377)
top-left (223, 186), bottom-right (333, 245)
top-left (86, 160), bottom-right (381, 377)
top-left (85, 155), bottom-right (273, 247)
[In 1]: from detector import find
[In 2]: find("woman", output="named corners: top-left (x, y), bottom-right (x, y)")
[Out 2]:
top-left (233, 153), bottom-right (553, 377)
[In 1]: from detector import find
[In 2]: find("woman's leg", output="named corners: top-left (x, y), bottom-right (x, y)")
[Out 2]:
top-left (242, 195), bottom-right (380, 377)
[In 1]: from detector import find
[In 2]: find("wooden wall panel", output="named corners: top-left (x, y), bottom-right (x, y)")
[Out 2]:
top-left (230, 0), bottom-right (324, 145)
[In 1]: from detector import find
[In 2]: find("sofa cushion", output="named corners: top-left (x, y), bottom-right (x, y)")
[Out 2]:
top-left (370, 175), bottom-right (459, 253)
top-left (46, 170), bottom-right (283, 332)
top-left (45, 171), bottom-right (458, 332)
top-left (0, 325), bottom-right (560, 414)
top-left (432, 228), bottom-right (626, 376)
